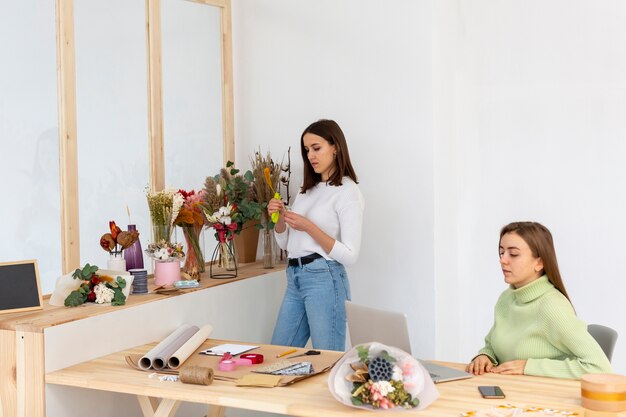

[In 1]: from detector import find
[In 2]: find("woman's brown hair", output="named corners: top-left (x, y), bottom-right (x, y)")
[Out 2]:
top-left (300, 119), bottom-right (358, 193)
top-left (500, 221), bottom-right (572, 304)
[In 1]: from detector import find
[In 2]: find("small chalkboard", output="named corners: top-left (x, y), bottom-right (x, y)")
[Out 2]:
top-left (0, 260), bottom-right (43, 315)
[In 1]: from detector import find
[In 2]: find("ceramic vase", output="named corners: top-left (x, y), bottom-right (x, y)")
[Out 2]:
top-left (154, 259), bottom-right (181, 286)
top-left (107, 252), bottom-right (127, 272)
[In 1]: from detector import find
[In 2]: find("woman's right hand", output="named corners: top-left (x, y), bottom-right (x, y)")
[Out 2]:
top-left (465, 354), bottom-right (493, 375)
top-left (267, 198), bottom-right (285, 218)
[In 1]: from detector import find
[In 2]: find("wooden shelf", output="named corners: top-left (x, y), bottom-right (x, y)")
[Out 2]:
top-left (0, 261), bottom-right (285, 333)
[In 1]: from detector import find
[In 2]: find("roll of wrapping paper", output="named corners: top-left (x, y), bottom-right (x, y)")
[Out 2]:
top-left (167, 324), bottom-right (214, 369)
top-left (152, 325), bottom-right (200, 370)
top-left (139, 324), bottom-right (199, 370)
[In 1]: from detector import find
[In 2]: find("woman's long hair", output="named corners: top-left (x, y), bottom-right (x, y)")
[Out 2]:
top-left (300, 119), bottom-right (358, 193)
top-left (500, 221), bottom-right (572, 304)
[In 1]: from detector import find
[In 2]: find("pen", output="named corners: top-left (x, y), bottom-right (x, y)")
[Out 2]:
top-left (275, 348), bottom-right (297, 358)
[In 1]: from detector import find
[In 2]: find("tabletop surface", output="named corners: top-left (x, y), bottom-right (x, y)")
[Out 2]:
top-left (46, 340), bottom-right (584, 417)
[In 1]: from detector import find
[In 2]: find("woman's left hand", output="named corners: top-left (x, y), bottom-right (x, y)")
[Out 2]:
top-left (491, 360), bottom-right (526, 375)
top-left (284, 211), bottom-right (313, 232)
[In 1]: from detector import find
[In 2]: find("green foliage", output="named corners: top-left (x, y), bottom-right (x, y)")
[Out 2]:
top-left (350, 397), bottom-right (364, 406)
top-left (356, 345), bottom-right (370, 364)
top-left (111, 288), bottom-right (126, 306)
top-left (380, 350), bottom-right (396, 363)
top-left (64, 290), bottom-right (86, 307)
top-left (116, 276), bottom-right (126, 289)
top-left (72, 263), bottom-right (98, 281)
top-left (219, 161), bottom-right (266, 232)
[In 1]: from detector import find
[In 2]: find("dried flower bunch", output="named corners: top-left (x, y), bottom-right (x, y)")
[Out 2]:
top-left (173, 189), bottom-right (207, 229)
top-left (146, 189), bottom-right (184, 243)
top-left (64, 264), bottom-right (127, 307)
top-left (100, 220), bottom-right (139, 255)
top-left (145, 240), bottom-right (185, 261)
top-left (250, 150), bottom-right (282, 228)
top-left (346, 346), bottom-right (420, 410)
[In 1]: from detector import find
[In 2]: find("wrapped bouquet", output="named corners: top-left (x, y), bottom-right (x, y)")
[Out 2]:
top-left (328, 342), bottom-right (439, 411)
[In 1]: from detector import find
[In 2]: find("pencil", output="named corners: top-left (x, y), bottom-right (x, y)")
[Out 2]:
top-left (275, 348), bottom-right (297, 358)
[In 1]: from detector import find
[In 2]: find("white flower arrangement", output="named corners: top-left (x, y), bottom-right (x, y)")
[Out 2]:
top-left (94, 283), bottom-right (115, 304)
top-left (204, 203), bottom-right (234, 226)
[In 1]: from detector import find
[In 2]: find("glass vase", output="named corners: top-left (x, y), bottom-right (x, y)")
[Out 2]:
top-left (123, 224), bottom-right (144, 270)
top-left (262, 227), bottom-right (275, 269)
top-left (182, 224), bottom-right (205, 279)
top-left (107, 251), bottom-right (127, 272)
top-left (210, 240), bottom-right (237, 279)
top-left (152, 223), bottom-right (172, 244)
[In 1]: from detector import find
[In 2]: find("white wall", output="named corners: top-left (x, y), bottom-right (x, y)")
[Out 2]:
top-left (434, 0), bottom-right (626, 374)
top-left (233, 0), bottom-right (626, 374)
top-left (232, 0), bottom-right (436, 358)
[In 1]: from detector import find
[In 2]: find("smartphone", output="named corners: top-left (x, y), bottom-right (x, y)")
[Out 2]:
top-left (478, 386), bottom-right (505, 399)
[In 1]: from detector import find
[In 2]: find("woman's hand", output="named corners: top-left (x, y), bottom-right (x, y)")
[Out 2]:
top-left (267, 198), bottom-right (286, 232)
top-left (466, 355), bottom-right (494, 375)
top-left (267, 198), bottom-right (285, 217)
top-left (284, 211), bottom-right (313, 232)
top-left (491, 360), bottom-right (526, 375)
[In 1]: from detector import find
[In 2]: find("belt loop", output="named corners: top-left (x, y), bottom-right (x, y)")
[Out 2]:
top-left (298, 257), bottom-right (303, 267)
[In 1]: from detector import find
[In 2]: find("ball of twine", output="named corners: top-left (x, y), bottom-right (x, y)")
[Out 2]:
top-left (179, 365), bottom-right (214, 385)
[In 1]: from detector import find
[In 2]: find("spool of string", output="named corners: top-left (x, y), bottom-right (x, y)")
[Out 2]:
top-left (179, 365), bottom-right (214, 385)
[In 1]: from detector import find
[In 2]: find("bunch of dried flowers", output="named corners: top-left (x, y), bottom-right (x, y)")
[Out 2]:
top-left (100, 220), bottom-right (139, 255)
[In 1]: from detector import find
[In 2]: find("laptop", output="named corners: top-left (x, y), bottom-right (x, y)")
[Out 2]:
top-left (345, 301), bottom-right (472, 383)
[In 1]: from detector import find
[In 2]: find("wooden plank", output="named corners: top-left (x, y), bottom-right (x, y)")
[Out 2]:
top-left (0, 330), bottom-right (17, 417)
top-left (220, 0), bottom-right (235, 164)
top-left (0, 262), bottom-right (284, 332)
top-left (146, 0), bottom-right (165, 191)
top-left (56, 0), bottom-right (81, 273)
top-left (16, 331), bottom-right (45, 417)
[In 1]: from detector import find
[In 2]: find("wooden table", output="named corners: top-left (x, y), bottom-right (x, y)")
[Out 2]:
top-left (46, 341), bottom-right (585, 417)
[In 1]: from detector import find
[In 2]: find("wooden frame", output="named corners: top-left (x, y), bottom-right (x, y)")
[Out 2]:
top-left (0, 260), bottom-right (44, 315)
top-left (56, 0), bottom-right (235, 273)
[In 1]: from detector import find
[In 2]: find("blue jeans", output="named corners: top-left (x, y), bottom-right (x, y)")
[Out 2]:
top-left (271, 257), bottom-right (351, 351)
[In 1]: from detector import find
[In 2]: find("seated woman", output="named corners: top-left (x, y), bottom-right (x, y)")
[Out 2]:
top-left (466, 221), bottom-right (611, 379)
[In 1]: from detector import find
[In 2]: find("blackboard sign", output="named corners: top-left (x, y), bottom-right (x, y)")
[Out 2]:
top-left (0, 260), bottom-right (43, 314)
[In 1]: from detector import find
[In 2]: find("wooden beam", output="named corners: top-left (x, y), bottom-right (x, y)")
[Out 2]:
top-left (56, 0), bottom-right (80, 273)
top-left (146, 0), bottom-right (165, 191)
top-left (220, 0), bottom-right (235, 164)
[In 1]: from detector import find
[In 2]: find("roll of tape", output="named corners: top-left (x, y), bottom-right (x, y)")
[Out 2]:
top-left (240, 354), bottom-right (264, 364)
top-left (218, 360), bottom-right (236, 372)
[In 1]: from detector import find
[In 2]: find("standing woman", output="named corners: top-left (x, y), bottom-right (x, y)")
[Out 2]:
top-left (466, 221), bottom-right (611, 379)
top-left (268, 119), bottom-right (364, 351)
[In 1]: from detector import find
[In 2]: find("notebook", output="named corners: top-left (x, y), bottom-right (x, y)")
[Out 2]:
top-left (345, 301), bottom-right (472, 383)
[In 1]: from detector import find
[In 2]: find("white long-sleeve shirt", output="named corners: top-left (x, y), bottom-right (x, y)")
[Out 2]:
top-left (274, 177), bottom-right (364, 266)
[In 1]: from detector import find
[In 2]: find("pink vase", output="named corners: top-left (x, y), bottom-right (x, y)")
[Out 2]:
top-left (154, 259), bottom-right (181, 287)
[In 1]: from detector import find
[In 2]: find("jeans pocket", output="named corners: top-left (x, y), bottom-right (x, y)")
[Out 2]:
top-left (303, 258), bottom-right (330, 273)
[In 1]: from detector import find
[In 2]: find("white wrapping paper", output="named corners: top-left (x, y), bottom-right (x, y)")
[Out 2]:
top-left (168, 324), bottom-right (214, 369)
top-left (328, 342), bottom-right (439, 411)
top-left (139, 324), bottom-right (198, 370)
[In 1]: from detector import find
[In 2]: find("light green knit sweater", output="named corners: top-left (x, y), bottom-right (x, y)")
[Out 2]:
top-left (478, 276), bottom-right (612, 379)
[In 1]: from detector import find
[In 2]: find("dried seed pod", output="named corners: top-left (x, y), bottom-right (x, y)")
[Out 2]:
top-left (100, 233), bottom-right (115, 252)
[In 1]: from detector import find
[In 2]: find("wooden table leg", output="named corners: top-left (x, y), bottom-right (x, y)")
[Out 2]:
top-left (137, 395), bottom-right (180, 417)
top-left (206, 405), bottom-right (225, 417)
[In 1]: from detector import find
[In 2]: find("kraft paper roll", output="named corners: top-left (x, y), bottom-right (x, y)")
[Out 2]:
top-left (139, 324), bottom-right (198, 370)
top-left (152, 325), bottom-right (200, 370)
top-left (168, 324), bottom-right (214, 369)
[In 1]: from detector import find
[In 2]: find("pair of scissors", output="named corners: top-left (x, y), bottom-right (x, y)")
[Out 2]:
top-left (285, 350), bottom-right (321, 359)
